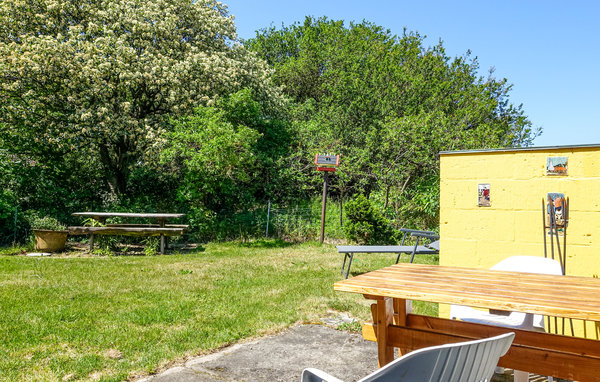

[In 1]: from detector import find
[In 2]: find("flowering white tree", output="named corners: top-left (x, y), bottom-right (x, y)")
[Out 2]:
top-left (0, 0), bottom-right (281, 195)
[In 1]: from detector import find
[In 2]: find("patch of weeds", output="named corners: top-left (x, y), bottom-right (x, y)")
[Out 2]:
top-left (93, 236), bottom-right (122, 255)
top-left (337, 320), bottom-right (362, 333)
top-left (143, 237), bottom-right (158, 256)
top-left (92, 247), bottom-right (113, 257)
top-left (0, 245), bottom-right (29, 256)
top-left (178, 269), bottom-right (193, 275)
top-left (82, 218), bottom-right (104, 227)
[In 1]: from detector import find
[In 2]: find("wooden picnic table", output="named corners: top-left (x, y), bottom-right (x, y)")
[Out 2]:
top-left (70, 212), bottom-right (186, 254)
top-left (334, 262), bottom-right (600, 381)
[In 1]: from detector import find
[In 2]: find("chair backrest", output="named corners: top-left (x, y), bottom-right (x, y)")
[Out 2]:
top-left (490, 256), bottom-right (563, 275)
top-left (359, 333), bottom-right (514, 382)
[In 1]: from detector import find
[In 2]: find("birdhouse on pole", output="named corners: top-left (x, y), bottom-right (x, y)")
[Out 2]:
top-left (315, 153), bottom-right (340, 243)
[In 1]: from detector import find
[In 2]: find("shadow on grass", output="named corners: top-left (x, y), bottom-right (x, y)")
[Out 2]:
top-left (61, 241), bottom-right (206, 256)
top-left (239, 239), bottom-right (294, 249)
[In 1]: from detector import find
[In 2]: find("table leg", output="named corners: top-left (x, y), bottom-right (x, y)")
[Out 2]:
top-left (376, 297), bottom-right (394, 367)
top-left (89, 217), bottom-right (105, 252)
top-left (341, 253), bottom-right (354, 278)
top-left (393, 298), bottom-right (411, 326)
top-left (158, 218), bottom-right (165, 254)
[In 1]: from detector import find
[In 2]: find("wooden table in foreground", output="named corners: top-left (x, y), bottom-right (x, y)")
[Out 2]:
top-left (334, 263), bottom-right (600, 381)
top-left (71, 212), bottom-right (186, 254)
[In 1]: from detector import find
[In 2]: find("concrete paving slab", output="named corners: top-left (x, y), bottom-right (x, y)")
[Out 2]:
top-left (26, 252), bottom-right (52, 257)
top-left (139, 325), bottom-right (377, 382)
top-left (137, 324), bottom-right (542, 382)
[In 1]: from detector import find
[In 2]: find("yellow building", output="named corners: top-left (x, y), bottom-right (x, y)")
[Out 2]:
top-left (439, 144), bottom-right (600, 338)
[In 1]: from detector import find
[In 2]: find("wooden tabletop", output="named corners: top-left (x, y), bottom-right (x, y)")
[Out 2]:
top-left (72, 212), bottom-right (184, 219)
top-left (334, 263), bottom-right (600, 321)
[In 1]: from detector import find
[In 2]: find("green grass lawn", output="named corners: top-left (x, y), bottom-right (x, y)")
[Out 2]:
top-left (0, 241), bottom-right (438, 381)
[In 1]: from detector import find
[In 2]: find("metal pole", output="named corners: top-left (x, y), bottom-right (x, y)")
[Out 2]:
top-left (266, 200), bottom-right (271, 238)
top-left (542, 199), bottom-right (548, 258)
top-left (549, 203), bottom-right (555, 261)
top-left (320, 171), bottom-right (329, 244)
top-left (563, 197), bottom-right (569, 274)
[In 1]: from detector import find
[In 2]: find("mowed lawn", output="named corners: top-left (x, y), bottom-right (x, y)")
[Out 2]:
top-left (0, 241), bottom-right (438, 381)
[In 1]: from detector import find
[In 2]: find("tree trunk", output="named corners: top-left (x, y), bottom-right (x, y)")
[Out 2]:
top-left (384, 183), bottom-right (391, 210)
top-left (99, 140), bottom-right (132, 198)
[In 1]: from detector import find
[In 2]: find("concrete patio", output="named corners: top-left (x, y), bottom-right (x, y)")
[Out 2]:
top-left (136, 324), bottom-right (553, 382)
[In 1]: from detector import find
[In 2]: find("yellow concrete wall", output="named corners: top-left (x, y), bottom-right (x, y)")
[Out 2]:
top-left (439, 146), bottom-right (600, 338)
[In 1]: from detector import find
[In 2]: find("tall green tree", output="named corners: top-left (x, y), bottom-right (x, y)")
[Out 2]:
top-left (247, 17), bottom-right (540, 226)
top-left (0, 0), bottom-right (282, 197)
top-left (161, 89), bottom-right (292, 238)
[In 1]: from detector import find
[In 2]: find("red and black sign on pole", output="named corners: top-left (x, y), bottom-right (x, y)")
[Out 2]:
top-left (315, 154), bottom-right (340, 244)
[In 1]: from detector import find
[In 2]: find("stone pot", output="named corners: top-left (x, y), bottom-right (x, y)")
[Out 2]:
top-left (33, 229), bottom-right (68, 252)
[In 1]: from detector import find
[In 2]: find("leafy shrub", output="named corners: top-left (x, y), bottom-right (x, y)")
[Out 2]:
top-left (343, 195), bottom-right (397, 244)
top-left (0, 191), bottom-right (29, 245)
top-left (27, 213), bottom-right (67, 231)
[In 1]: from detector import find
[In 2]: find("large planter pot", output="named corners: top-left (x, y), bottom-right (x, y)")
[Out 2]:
top-left (33, 229), bottom-right (68, 252)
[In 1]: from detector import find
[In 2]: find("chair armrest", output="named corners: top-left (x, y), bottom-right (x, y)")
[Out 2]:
top-left (410, 231), bottom-right (439, 241)
top-left (398, 228), bottom-right (437, 245)
top-left (398, 228), bottom-right (436, 235)
top-left (301, 368), bottom-right (345, 382)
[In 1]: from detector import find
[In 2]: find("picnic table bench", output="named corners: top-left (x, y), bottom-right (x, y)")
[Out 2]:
top-left (337, 229), bottom-right (439, 278)
top-left (69, 212), bottom-right (187, 254)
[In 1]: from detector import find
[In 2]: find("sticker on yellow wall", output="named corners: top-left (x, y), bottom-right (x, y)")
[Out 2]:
top-left (478, 184), bottom-right (491, 207)
top-left (547, 157), bottom-right (568, 175)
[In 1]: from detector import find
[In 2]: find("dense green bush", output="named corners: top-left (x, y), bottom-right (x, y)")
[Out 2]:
top-left (0, 191), bottom-right (27, 245)
top-left (343, 195), bottom-right (397, 244)
top-left (27, 214), bottom-right (67, 231)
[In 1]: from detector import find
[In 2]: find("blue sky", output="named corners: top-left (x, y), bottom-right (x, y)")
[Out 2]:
top-left (224, 0), bottom-right (599, 147)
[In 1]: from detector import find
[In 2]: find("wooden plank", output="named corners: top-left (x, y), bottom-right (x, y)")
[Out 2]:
top-left (355, 281), bottom-right (600, 317)
top-left (362, 320), bottom-right (600, 381)
top-left (68, 226), bottom-right (184, 237)
top-left (105, 224), bottom-right (189, 229)
top-left (339, 281), bottom-right (600, 321)
top-left (344, 273), bottom-right (598, 309)
top-left (351, 262), bottom-right (600, 290)
top-left (334, 264), bottom-right (600, 321)
top-left (375, 263), bottom-right (600, 289)
top-left (358, 266), bottom-right (600, 295)
top-left (405, 314), bottom-right (600, 358)
top-left (72, 212), bottom-right (184, 219)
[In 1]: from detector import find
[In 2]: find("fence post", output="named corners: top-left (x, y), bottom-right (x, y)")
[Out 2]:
top-left (13, 206), bottom-right (17, 245)
top-left (266, 200), bottom-right (271, 238)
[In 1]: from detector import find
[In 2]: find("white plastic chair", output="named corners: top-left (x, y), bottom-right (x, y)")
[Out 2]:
top-left (450, 256), bottom-right (563, 382)
top-left (301, 332), bottom-right (514, 382)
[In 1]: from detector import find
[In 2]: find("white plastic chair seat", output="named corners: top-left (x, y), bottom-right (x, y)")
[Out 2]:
top-left (301, 332), bottom-right (515, 382)
top-left (449, 306), bottom-right (544, 331)
top-left (450, 256), bottom-right (563, 331)
top-left (450, 256), bottom-right (563, 382)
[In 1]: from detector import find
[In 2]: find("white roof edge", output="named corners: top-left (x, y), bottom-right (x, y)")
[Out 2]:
top-left (440, 143), bottom-right (600, 155)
